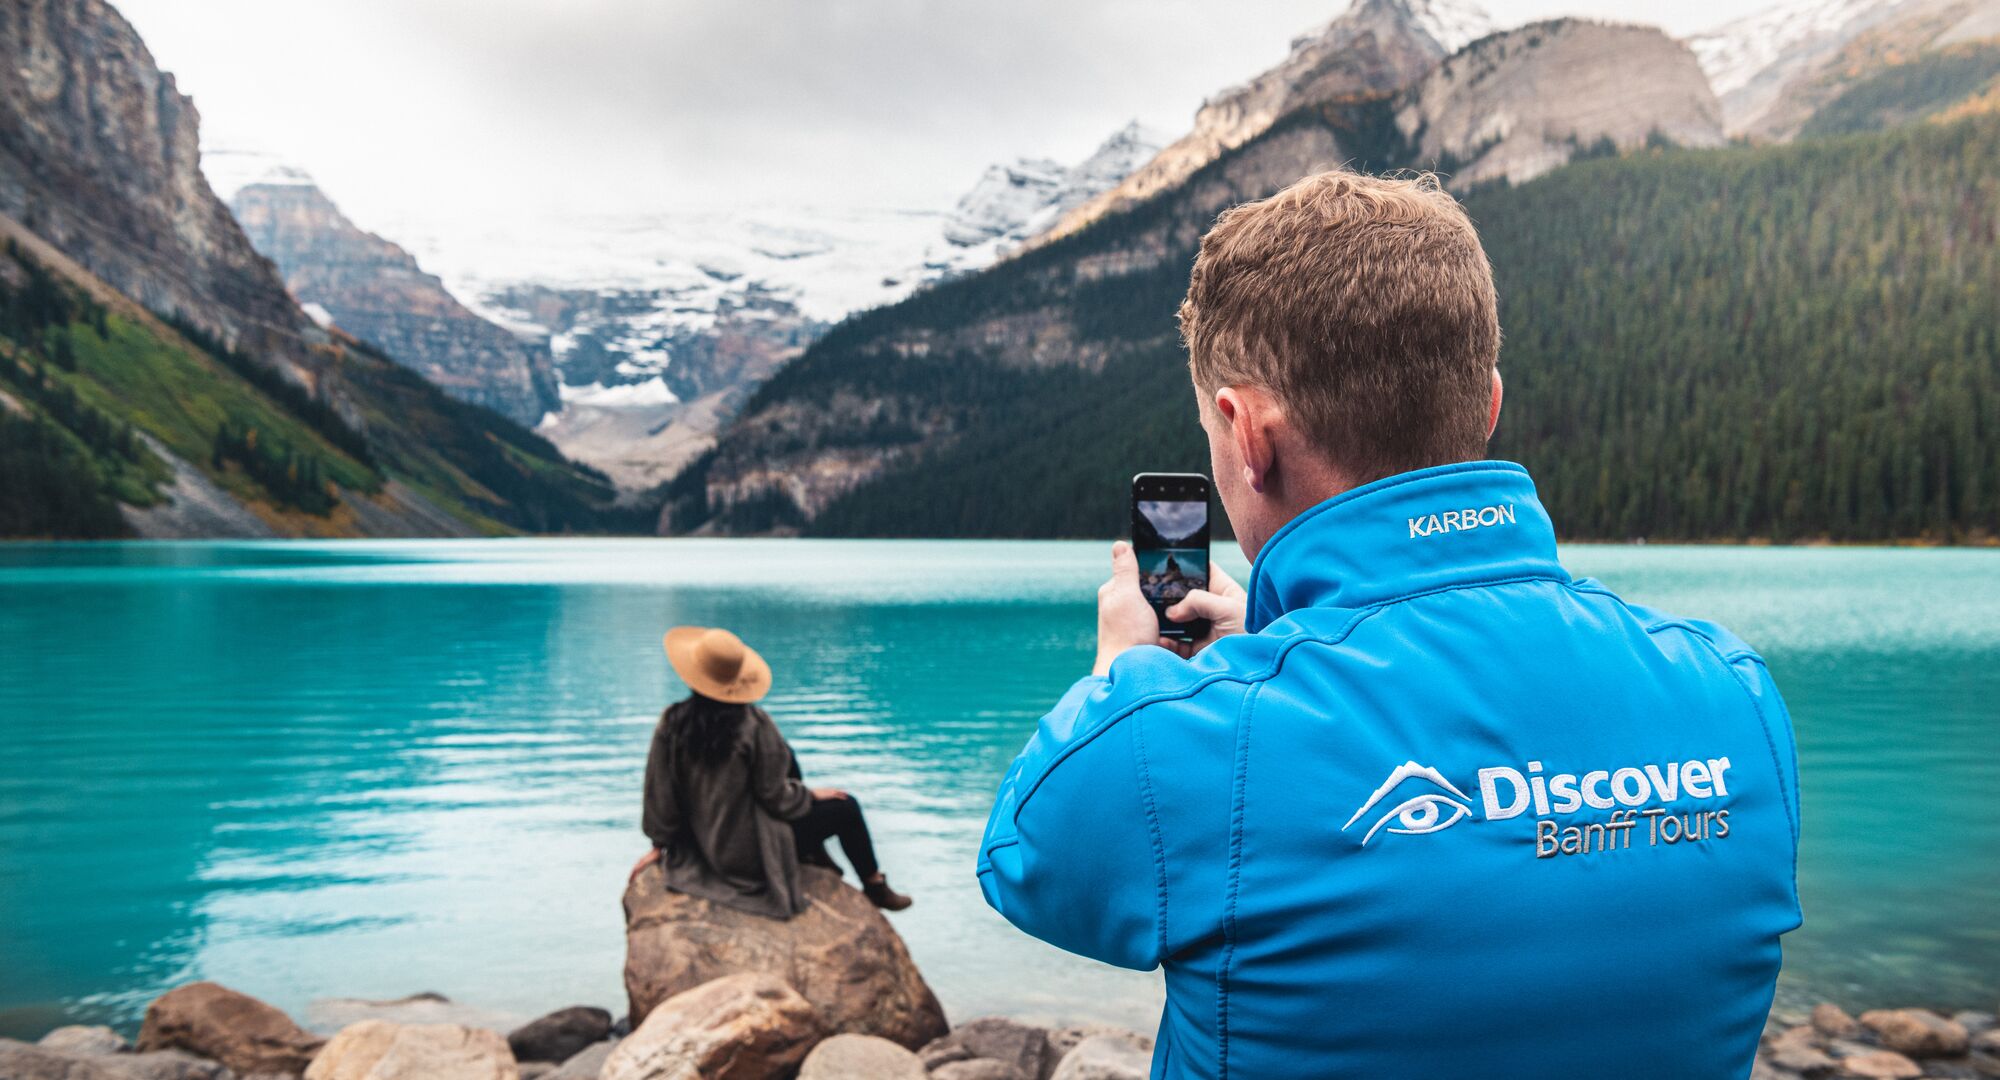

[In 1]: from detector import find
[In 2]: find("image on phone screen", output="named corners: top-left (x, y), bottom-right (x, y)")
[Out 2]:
top-left (1131, 473), bottom-right (1211, 637)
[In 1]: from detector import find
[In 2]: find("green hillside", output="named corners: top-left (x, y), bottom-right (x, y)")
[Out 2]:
top-left (0, 237), bottom-right (637, 538)
top-left (1800, 41), bottom-right (2000, 137)
top-left (732, 110), bottom-right (2000, 543)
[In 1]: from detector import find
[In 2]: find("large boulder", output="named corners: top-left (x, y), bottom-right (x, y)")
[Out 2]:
top-left (137, 981), bottom-right (325, 1077)
top-left (601, 973), bottom-right (823, 1080)
top-left (623, 865), bottom-right (946, 1050)
top-left (798, 1033), bottom-right (926, 1080)
top-left (508, 1007), bottom-right (613, 1064)
top-left (305, 1020), bottom-right (518, 1080)
top-left (0, 1039), bottom-right (229, 1080)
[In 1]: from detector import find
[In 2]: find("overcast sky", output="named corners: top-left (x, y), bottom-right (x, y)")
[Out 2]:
top-left (115, 0), bottom-right (1749, 235)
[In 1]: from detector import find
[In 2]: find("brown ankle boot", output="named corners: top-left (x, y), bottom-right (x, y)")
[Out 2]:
top-left (863, 874), bottom-right (912, 911)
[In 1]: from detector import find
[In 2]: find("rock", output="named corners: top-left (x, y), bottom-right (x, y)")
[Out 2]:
top-left (1860, 1010), bottom-right (1971, 1058)
top-left (39, 1024), bottom-right (131, 1055)
top-left (797, 1033), bottom-right (926, 1080)
top-left (508, 1007), bottom-right (613, 1064)
top-left (1050, 1032), bottom-right (1154, 1080)
top-left (1815, 1005), bottom-right (1862, 1039)
top-left (919, 1019), bottom-right (1055, 1080)
top-left (137, 981), bottom-right (326, 1077)
top-left (622, 865), bottom-right (945, 1049)
top-left (548, 1041), bottom-right (617, 1080)
top-left (305, 994), bottom-right (521, 1036)
top-left (305, 1020), bottom-right (517, 1080)
top-left (520, 1065), bottom-right (556, 1080)
top-left (931, 1061), bottom-right (1030, 1080)
top-left (1838, 1049), bottom-right (1923, 1078)
top-left (1046, 1027), bottom-right (1139, 1060)
top-left (1976, 1028), bottom-right (2000, 1054)
top-left (1952, 1012), bottom-right (1995, 1035)
top-left (0, 1040), bottom-right (229, 1080)
top-left (601, 973), bottom-right (824, 1080)
top-left (1768, 1040), bottom-right (1839, 1075)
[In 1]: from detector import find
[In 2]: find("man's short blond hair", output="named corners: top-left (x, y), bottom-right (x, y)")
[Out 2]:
top-left (1178, 171), bottom-right (1500, 483)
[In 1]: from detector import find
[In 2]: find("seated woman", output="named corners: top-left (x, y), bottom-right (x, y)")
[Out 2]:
top-left (629, 625), bottom-right (912, 916)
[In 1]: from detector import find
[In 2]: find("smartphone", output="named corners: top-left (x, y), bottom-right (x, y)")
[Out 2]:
top-left (1131, 473), bottom-right (1212, 640)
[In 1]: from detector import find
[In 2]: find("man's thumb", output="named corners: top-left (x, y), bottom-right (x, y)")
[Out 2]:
top-left (1110, 540), bottom-right (1139, 584)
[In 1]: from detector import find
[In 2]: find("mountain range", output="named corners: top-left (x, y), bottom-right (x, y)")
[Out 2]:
top-left (0, 0), bottom-right (633, 538)
top-left (665, 0), bottom-right (2000, 542)
top-left (6, 0), bottom-right (1998, 540)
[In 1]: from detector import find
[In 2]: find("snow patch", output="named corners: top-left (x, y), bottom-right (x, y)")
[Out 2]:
top-left (558, 376), bottom-right (678, 409)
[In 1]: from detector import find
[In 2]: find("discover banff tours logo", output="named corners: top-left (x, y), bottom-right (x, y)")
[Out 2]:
top-left (1342, 756), bottom-right (1735, 859)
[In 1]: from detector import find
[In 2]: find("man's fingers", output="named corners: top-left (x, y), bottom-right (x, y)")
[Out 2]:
top-left (1109, 540), bottom-right (1139, 586)
top-left (1209, 561), bottom-right (1244, 597)
top-left (1165, 589), bottom-right (1227, 623)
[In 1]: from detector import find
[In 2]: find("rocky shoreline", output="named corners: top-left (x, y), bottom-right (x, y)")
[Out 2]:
top-left (2, 868), bottom-right (1993, 1079)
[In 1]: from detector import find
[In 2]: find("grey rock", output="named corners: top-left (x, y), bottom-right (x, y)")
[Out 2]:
top-left (507, 1007), bottom-right (612, 1064)
top-left (1952, 1012), bottom-right (1996, 1036)
top-left (799, 1033), bottom-right (926, 1080)
top-left (39, 1024), bottom-right (132, 1055)
top-left (931, 1061), bottom-right (1029, 1080)
top-left (548, 1040), bottom-right (615, 1080)
top-left (1050, 1033), bottom-right (1153, 1080)
top-left (0, 1040), bottom-right (233, 1080)
top-left (919, 1019), bottom-right (1053, 1080)
top-left (1045, 1028), bottom-right (1134, 1060)
top-left (518, 1065), bottom-right (555, 1080)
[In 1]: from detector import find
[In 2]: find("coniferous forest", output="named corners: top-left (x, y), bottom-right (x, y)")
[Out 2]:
top-left (801, 111), bottom-right (2000, 543)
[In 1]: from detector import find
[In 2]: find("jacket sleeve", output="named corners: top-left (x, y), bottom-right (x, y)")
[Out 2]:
top-left (748, 707), bottom-right (814, 822)
top-left (641, 726), bottom-right (679, 850)
top-left (976, 669), bottom-right (1170, 971)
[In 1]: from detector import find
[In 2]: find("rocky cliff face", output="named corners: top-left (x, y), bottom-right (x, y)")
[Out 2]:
top-left (1040, 0), bottom-right (1494, 243)
top-left (0, 0), bottom-right (316, 375)
top-left (230, 174), bottom-right (559, 427)
top-left (1398, 20), bottom-right (1724, 190)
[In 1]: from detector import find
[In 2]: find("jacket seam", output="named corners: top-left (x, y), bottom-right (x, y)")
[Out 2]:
top-left (1571, 580), bottom-right (1798, 849)
top-left (1130, 699), bottom-right (1171, 962)
top-left (1217, 679), bottom-right (1260, 1080)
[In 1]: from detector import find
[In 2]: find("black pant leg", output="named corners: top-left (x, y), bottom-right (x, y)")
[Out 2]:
top-left (791, 795), bottom-right (881, 881)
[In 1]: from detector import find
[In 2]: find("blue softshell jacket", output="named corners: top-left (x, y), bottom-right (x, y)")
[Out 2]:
top-left (978, 462), bottom-right (1802, 1080)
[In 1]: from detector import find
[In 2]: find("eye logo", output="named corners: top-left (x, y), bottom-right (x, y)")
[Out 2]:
top-left (1342, 760), bottom-right (1475, 846)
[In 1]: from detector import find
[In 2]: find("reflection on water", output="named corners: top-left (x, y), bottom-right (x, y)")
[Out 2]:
top-left (0, 540), bottom-right (1995, 1036)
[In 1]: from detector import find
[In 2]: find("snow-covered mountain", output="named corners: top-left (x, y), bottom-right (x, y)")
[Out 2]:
top-left (938, 121), bottom-right (1168, 264)
top-left (1043, 0), bottom-right (1497, 243)
top-left (1687, 0), bottom-right (1907, 134)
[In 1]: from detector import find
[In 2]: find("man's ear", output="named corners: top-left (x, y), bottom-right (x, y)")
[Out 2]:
top-left (1215, 386), bottom-right (1276, 495)
top-left (1487, 368), bottom-right (1503, 438)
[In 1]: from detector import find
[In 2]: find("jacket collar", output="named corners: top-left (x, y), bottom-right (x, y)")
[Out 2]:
top-left (1246, 461), bottom-right (1567, 632)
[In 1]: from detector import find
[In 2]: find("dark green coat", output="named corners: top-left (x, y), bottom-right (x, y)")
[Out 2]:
top-left (643, 701), bottom-right (814, 918)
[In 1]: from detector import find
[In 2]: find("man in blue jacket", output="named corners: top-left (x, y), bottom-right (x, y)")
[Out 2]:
top-left (977, 171), bottom-right (1801, 1080)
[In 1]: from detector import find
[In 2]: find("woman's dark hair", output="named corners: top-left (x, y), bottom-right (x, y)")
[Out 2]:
top-left (663, 693), bottom-right (744, 767)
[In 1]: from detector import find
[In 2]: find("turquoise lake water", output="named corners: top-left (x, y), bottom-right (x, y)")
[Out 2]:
top-left (1, 540), bottom-right (1996, 1038)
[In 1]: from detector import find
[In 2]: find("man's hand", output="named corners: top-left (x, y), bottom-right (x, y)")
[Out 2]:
top-left (629, 847), bottom-right (660, 883)
top-left (811, 787), bottom-right (849, 802)
top-left (1095, 541), bottom-right (1166, 676)
top-left (1161, 562), bottom-right (1248, 659)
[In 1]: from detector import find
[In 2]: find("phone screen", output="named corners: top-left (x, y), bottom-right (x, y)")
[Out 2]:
top-left (1132, 473), bottom-right (1211, 639)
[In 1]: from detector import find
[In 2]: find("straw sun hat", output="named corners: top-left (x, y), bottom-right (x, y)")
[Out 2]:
top-left (664, 626), bottom-right (772, 704)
